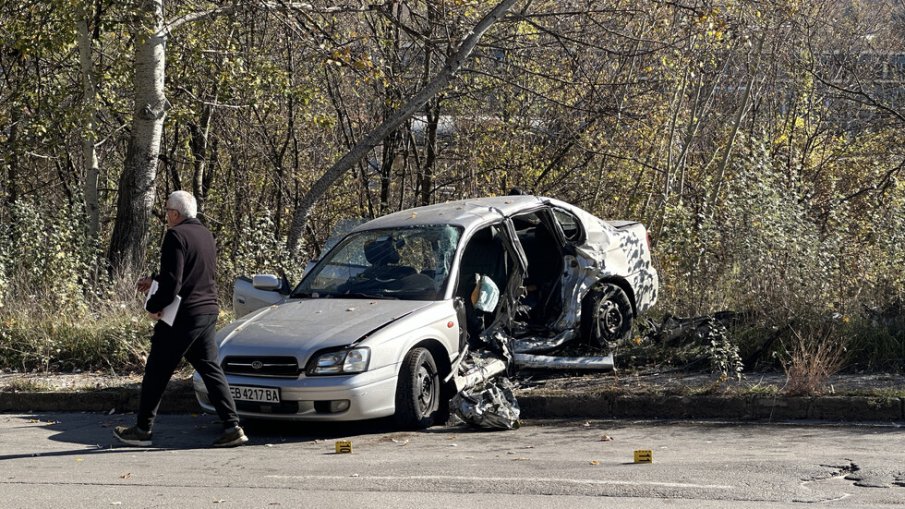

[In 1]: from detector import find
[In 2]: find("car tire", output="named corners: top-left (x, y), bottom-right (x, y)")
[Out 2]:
top-left (394, 347), bottom-right (440, 429)
top-left (582, 283), bottom-right (634, 348)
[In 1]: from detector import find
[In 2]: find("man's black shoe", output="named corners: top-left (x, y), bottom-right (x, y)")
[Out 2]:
top-left (114, 425), bottom-right (152, 447)
top-left (212, 426), bottom-right (248, 448)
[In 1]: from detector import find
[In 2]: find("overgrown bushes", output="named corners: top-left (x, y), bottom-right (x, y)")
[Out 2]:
top-left (631, 136), bottom-right (905, 385)
top-left (0, 138), bottom-right (902, 380)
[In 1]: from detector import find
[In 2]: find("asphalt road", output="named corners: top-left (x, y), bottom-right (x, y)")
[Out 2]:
top-left (0, 413), bottom-right (903, 508)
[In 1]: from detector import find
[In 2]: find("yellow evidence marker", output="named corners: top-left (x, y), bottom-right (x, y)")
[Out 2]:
top-left (335, 440), bottom-right (353, 454)
top-left (633, 449), bottom-right (653, 463)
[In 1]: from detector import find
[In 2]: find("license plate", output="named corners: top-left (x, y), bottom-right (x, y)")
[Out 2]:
top-left (230, 385), bottom-right (280, 403)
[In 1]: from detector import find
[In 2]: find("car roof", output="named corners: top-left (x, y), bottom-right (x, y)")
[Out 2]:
top-left (351, 195), bottom-right (548, 232)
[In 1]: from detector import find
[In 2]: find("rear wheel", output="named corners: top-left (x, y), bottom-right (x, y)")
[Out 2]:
top-left (394, 347), bottom-right (440, 429)
top-left (582, 283), bottom-right (634, 349)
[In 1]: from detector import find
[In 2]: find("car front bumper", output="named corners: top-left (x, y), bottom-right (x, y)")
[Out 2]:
top-left (193, 364), bottom-right (398, 421)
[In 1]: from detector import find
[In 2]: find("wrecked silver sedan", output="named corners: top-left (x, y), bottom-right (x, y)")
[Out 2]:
top-left (195, 195), bottom-right (658, 428)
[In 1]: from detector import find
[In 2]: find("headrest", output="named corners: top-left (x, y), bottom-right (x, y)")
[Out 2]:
top-left (364, 238), bottom-right (400, 265)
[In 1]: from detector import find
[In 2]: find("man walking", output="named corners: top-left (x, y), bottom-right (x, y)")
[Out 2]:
top-left (114, 191), bottom-right (248, 448)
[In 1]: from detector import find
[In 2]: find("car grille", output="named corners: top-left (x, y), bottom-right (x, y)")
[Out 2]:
top-left (222, 356), bottom-right (300, 378)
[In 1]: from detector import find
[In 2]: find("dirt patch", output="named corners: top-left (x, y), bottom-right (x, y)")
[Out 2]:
top-left (0, 369), bottom-right (189, 393)
top-left (514, 370), bottom-right (905, 397)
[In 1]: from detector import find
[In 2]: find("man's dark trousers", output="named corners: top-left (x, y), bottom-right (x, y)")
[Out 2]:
top-left (137, 313), bottom-right (239, 431)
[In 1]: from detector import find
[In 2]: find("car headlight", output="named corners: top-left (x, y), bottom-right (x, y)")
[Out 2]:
top-left (307, 347), bottom-right (371, 375)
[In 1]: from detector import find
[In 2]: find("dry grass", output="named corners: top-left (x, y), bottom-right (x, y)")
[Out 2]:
top-left (0, 269), bottom-right (154, 373)
top-left (780, 322), bottom-right (849, 396)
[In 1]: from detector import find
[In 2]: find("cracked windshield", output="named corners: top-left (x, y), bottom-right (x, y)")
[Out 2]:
top-left (293, 226), bottom-right (461, 300)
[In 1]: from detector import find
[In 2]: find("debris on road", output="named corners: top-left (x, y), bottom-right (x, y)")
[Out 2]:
top-left (451, 378), bottom-right (520, 430)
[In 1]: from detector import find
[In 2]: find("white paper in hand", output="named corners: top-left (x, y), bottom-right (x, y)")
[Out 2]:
top-left (144, 280), bottom-right (181, 326)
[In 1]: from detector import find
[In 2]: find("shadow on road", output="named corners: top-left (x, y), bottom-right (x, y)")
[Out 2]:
top-left (0, 412), bottom-right (230, 460)
top-left (1, 411), bottom-right (504, 462)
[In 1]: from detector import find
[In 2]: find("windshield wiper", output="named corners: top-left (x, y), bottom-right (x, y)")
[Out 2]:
top-left (342, 292), bottom-right (398, 300)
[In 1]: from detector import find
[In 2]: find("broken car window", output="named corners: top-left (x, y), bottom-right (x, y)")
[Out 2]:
top-left (293, 226), bottom-right (461, 301)
top-left (552, 208), bottom-right (583, 242)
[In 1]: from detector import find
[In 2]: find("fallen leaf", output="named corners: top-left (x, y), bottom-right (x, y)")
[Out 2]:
top-left (120, 472), bottom-right (131, 479)
top-left (511, 457), bottom-right (530, 461)
top-left (589, 460), bottom-right (600, 465)
top-left (213, 500), bottom-right (225, 504)
top-left (600, 434), bottom-right (613, 441)
top-left (75, 458), bottom-right (84, 462)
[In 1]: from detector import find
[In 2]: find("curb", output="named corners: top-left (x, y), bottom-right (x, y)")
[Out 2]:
top-left (516, 393), bottom-right (905, 422)
top-left (0, 384), bottom-right (197, 415)
top-left (2, 385), bottom-right (903, 423)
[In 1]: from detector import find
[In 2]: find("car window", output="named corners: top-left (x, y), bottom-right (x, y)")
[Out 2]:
top-left (552, 208), bottom-right (583, 242)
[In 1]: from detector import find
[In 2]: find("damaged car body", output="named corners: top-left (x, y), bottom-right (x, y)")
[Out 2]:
top-left (196, 195), bottom-right (658, 429)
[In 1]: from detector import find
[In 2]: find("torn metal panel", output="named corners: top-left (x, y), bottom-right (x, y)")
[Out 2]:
top-left (452, 378), bottom-right (521, 430)
top-left (512, 330), bottom-right (576, 354)
top-left (549, 254), bottom-right (591, 331)
top-left (513, 353), bottom-right (614, 371)
top-left (453, 350), bottom-right (508, 392)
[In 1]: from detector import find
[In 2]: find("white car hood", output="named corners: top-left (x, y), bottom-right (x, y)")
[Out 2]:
top-left (219, 298), bottom-right (434, 355)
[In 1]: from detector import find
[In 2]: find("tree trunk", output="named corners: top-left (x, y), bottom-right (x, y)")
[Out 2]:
top-left (107, 0), bottom-right (168, 273)
top-left (78, 10), bottom-right (100, 242)
top-left (190, 96), bottom-right (213, 217)
top-left (420, 103), bottom-right (439, 206)
top-left (6, 107), bottom-right (19, 208)
top-left (285, 0), bottom-right (519, 258)
top-left (706, 35), bottom-right (766, 215)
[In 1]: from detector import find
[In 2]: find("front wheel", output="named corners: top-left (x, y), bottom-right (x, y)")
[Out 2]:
top-left (582, 283), bottom-right (634, 349)
top-left (394, 347), bottom-right (440, 429)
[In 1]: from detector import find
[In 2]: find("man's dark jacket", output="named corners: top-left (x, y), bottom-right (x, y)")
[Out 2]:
top-left (145, 218), bottom-right (219, 317)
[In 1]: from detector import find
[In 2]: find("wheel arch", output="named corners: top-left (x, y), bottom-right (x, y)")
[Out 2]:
top-left (408, 338), bottom-right (455, 398)
top-left (587, 276), bottom-right (638, 318)
top-left (393, 338), bottom-right (454, 429)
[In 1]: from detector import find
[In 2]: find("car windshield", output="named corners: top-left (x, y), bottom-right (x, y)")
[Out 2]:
top-left (292, 225), bottom-right (461, 301)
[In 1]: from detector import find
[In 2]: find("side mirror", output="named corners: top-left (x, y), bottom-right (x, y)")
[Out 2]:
top-left (252, 274), bottom-right (281, 291)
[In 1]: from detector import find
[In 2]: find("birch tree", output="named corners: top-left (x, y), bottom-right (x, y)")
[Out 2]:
top-left (107, 0), bottom-right (168, 272)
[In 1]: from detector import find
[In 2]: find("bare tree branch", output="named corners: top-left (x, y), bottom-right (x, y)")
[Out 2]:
top-left (286, 0), bottom-right (520, 257)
